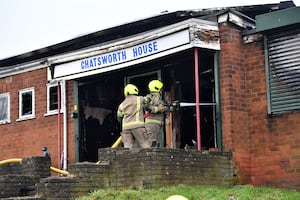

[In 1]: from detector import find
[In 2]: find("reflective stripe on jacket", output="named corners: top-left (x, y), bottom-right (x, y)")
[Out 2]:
top-left (145, 92), bottom-right (165, 125)
top-left (117, 95), bottom-right (146, 130)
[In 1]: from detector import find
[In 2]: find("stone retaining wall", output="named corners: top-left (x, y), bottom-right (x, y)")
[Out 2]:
top-left (1, 149), bottom-right (236, 199)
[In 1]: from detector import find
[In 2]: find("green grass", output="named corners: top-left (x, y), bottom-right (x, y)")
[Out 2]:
top-left (74, 184), bottom-right (300, 200)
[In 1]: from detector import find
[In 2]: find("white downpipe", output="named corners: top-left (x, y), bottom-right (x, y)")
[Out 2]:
top-left (62, 80), bottom-right (68, 171)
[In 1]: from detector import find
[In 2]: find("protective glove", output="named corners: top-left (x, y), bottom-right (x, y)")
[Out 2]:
top-left (158, 104), bottom-right (166, 112)
top-left (144, 105), bottom-right (152, 113)
top-left (172, 101), bottom-right (179, 107)
top-left (170, 101), bottom-right (179, 111)
top-left (169, 105), bottom-right (174, 112)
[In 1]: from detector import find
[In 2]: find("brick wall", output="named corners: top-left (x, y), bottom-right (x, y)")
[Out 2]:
top-left (219, 22), bottom-right (251, 184)
top-left (245, 39), bottom-right (300, 189)
top-left (0, 68), bottom-right (75, 168)
top-left (96, 148), bottom-right (235, 188)
top-left (37, 148), bottom-right (235, 199)
top-left (0, 156), bottom-right (50, 198)
top-left (219, 21), bottom-right (300, 189)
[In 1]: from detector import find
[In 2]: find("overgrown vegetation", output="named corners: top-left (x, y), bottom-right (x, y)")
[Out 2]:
top-left (75, 184), bottom-right (300, 200)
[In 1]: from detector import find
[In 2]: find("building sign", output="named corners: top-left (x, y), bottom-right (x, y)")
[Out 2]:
top-left (80, 41), bottom-right (158, 70)
top-left (53, 30), bottom-right (190, 79)
top-left (52, 19), bottom-right (220, 80)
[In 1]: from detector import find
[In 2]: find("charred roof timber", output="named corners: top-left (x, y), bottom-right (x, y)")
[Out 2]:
top-left (0, 1), bottom-right (295, 68)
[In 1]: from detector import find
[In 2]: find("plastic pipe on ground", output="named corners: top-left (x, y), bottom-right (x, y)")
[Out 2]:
top-left (0, 158), bottom-right (22, 165)
top-left (50, 166), bottom-right (69, 175)
top-left (0, 158), bottom-right (69, 175)
top-left (111, 136), bottom-right (122, 148)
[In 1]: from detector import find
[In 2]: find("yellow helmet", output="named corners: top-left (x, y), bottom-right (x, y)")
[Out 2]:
top-left (124, 84), bottom-right (139, 96)
top-left (148, 80), bottom-right (163, 93)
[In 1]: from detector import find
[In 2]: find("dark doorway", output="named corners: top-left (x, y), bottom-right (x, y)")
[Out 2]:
top-left (77, 48), bottom-right (218, 162)
top-left (78, 75), bottom-right (123, 162)
top-left (126, 71), bottom-right (161, 96)
top-left (165, 49), bottom-right (217, 150)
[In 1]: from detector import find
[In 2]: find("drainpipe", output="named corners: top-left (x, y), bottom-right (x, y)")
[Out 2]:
top-left (57, 82), bottom-right (61, 169)
top-left (214, 51), bottom-right (223, 152)
top-left (62, 80), bottom-right (68, 171)
top-left (194, 48), bottom-right (201, 151)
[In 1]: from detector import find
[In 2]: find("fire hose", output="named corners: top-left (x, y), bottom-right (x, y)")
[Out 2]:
top-left (111, 102), bottom-right (215, 148)
top-left (0, 158), bottom-right (69, 175)
top-left (111, 136), bottom-right (122, 148)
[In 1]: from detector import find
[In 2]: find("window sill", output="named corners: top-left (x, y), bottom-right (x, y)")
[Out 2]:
top-left (0, 120), bottom-right (11, 125)
top-left (16, 115), bottom-right (36, 122)
top-left (44, 110), bottom-right (64, 117)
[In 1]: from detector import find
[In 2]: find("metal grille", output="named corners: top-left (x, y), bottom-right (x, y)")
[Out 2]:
top-left (267, 28), bottom-right (300, 113)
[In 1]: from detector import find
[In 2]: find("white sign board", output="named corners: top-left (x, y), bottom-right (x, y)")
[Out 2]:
top-left (54, 30), bottom-right (190, 79)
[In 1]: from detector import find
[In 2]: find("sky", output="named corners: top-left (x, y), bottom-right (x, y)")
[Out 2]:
top-left (0, 0), bottom-right (299, 60)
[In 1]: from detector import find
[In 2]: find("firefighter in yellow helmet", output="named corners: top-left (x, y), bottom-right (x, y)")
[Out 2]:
top-left (117, 84), bottom-right (151, 148)
top-left (144, 80), bottom-right (174, 147)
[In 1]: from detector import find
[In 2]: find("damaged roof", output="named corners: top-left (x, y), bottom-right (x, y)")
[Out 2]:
top-left (0, 1), bottom-right (295, 68)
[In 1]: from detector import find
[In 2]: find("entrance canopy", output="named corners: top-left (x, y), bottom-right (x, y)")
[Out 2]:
top-left (49, 18), bottom-right (220, 81)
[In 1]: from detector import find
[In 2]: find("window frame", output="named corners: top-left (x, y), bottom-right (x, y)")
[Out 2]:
top-left (45, 82), bottom-right (65, 116)
top-left (264, 29), bottom-right (300, 115)
top-left (17, 87), bottom-right (35, 121)
top-left (0, 92), bottom-right (10, 124)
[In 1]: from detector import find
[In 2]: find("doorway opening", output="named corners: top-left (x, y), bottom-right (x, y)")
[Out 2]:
top-left (77, 48), bottom-right (219, 162)
top-left (126, 70), bottom-right (161, 96)
top-left (77, 75), bottom-right (123, 162)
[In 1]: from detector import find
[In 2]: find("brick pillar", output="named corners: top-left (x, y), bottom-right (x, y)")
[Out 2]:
top-left (219, 22), bottom-right (250, 184)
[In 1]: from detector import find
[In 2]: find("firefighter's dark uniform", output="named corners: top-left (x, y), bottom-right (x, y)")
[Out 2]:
top-left (117, 95), bottom-right (150, 148)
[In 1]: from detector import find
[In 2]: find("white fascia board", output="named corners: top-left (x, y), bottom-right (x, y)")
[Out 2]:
top-left (190, 22), bottom-right (220, 50)
top-left (50, 18), bottom-right (220, 81)
top-left (218, 12), bottom-right (255, 29)
top-left (49, 18), bottom-right (218, 64)
top-left (51, 43), bottom-right (194, 82)
top-left (52, 29), bottom-right (191, 80)
top-left (218, 13), bottom-right (229, 23)
top-left (0, 61), bottom-right (48, 79)
top-left (228, 13), bottom-right (255, 29)
top-left (1, 18), bottom-right (219, 80)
